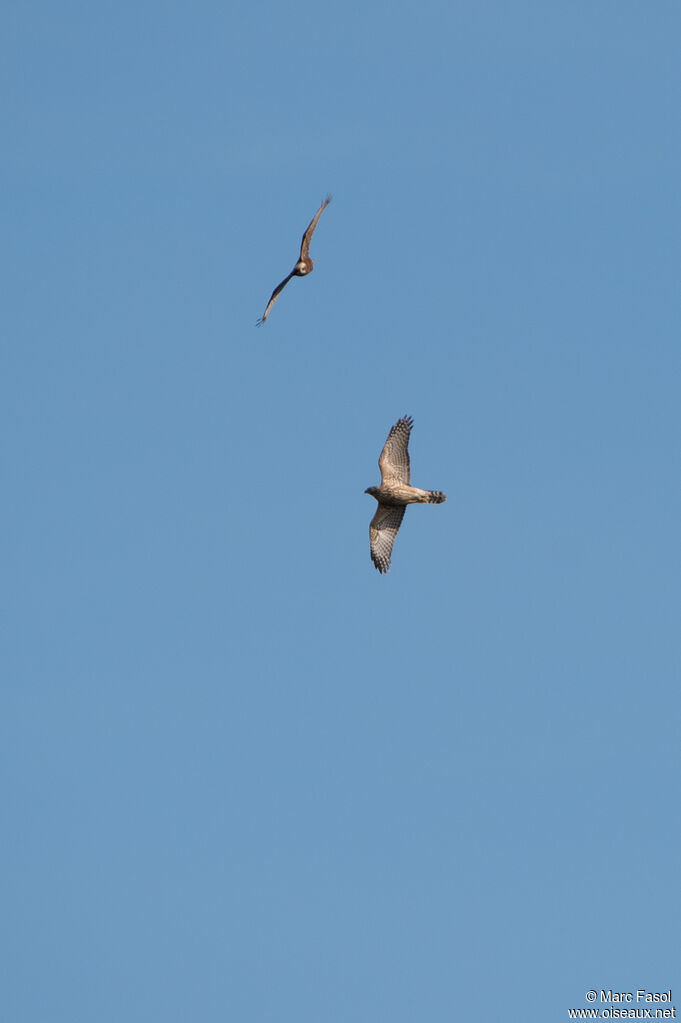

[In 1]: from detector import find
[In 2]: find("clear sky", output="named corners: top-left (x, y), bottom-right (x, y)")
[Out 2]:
top-left (3, 2), bottom-right (680, 1020)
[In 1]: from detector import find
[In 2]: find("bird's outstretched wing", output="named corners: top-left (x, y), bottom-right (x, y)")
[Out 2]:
top-left (378, 416), bottom-right (413, 484)
top-left (369, 504), bottom-right (406, 573)
top-left (299, 195), bottom-right (332, 261)
top-left (256, 271), bottom-right (296, 326)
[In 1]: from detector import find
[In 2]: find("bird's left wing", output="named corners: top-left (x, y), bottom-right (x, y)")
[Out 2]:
top-left (299, 195), bottom-right (332, 260)
top-left (378, 416), bottom-right (413, 484)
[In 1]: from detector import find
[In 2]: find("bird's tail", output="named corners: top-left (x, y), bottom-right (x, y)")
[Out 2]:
top-left (426, 490), bottom-right (446, 504)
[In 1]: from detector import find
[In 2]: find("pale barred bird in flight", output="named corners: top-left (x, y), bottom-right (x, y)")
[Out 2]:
top-left (256, 196), bottom-right (332, 326)
top-left (365, 416), bottom-right (446, 573)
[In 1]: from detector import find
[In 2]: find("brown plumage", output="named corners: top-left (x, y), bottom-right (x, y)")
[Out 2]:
top-left (256, 196), bottom-right (332, 326)
top-left (365, 416), bottom-right (446, 573)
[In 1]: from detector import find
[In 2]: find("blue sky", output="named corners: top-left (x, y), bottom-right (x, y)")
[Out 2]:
top-left (3, 2), bottom-right (680, 1020)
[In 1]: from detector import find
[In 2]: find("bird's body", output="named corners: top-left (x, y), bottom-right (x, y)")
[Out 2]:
top-left (365, 416), bottom-right (445, 573)
top-left (256, 196), bottom-right (331, 325)
top-left (365, 482), bottom-right (444, 506)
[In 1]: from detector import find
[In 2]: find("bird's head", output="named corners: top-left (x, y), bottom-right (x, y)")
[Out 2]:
top-left (365, 486), bottom-right (379, 498)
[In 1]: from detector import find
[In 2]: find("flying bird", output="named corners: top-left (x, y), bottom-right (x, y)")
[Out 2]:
top-left (365, 416), bottom-right (446, 573)
top-left (256, 196), bottom-right (332, 325)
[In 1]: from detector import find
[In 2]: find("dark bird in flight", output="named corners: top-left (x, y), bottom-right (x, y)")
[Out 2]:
top-left (256, 196), bottom-right (332, 326)
top-left (365, 416), bottom-right (446, 573)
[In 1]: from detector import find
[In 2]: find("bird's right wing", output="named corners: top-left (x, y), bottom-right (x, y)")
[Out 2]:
top-left (369, 504), bottom-right (406, 573)
top-left (378, 416), bottom-right (413, 484)
top-left (256, 271), bottom-right (295, 326)
top-left (299, 195), bottom-right (331, 260)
